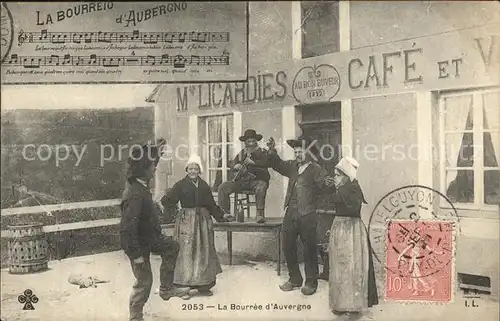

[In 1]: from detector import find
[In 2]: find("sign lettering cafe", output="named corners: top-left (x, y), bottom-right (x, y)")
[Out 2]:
top-left (174, 23), bottom-right (499, 114)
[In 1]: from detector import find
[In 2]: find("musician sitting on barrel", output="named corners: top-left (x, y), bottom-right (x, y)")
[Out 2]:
top-left (217, 129), bottom-right (269, 223)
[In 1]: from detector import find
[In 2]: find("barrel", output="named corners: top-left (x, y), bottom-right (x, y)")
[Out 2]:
top-left (7, 223), bottom-right (48, 274)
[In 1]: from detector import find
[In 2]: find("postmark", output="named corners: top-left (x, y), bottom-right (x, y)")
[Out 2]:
top-left (368, 185), bottom-right (459, 303)
top-left (0, 2), bottom-right (14, 64)
top-left (368, 185), bottom-right (459, 264)
top-left (385, 219), bottom-right (454, 302)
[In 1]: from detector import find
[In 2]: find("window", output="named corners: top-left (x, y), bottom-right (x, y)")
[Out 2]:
top-left (439, 89), bottom-right (500, 209)
top-left (301, 1), bottom-right (339, 58)
top-left (199, 115), bottom-right (234, 191)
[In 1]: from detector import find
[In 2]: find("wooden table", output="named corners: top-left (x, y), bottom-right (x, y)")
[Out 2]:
top-left (161, 217), bottom-right (284, 276)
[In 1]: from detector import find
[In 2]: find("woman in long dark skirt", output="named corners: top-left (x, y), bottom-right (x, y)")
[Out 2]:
top-left (328, 157), bottom-right (379, 319)
top-left (161, 154), bottom-right (231, 299)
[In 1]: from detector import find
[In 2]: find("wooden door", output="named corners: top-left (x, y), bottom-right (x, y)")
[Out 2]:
top-left (301, 121), bottom-right (341, 175)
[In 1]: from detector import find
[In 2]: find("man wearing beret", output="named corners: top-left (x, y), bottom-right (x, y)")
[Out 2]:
top-left (120, 140), bottom-right (188, 321)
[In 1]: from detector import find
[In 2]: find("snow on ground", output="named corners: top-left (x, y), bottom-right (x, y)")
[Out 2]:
top-left (1, 251), bottom-right (498, 321)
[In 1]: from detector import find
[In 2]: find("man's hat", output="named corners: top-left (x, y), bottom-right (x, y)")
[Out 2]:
top-left (126, 139), bottom-right (165, 180)
top-left (239, 129), bottom-right (263, 142)
top-left (286, 135), bottom-right (320, 158)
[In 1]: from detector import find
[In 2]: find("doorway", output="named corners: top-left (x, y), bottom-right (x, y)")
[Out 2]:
top-left (298, 102), bottom-right (342, 247)
top-left (298, 102), bottom-right (342, 177)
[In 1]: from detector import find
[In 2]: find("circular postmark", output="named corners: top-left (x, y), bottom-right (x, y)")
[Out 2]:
top-left (368, 185), bottom-right (458, 272)
top-left (0, 2), bottom-right (14, 64)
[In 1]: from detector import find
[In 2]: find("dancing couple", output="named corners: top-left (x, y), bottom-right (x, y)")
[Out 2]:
top-left (120, 142), bottom-right (231, 321)
top-left (267, 135), bottom-right (379, 318)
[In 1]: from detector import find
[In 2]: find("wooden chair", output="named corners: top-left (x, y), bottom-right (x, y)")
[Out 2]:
top-left (233, 190), bottom-right (256, 219)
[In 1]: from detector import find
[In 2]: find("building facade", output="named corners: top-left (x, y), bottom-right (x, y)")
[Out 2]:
top-left (150, 1), bottom-right (500, 298)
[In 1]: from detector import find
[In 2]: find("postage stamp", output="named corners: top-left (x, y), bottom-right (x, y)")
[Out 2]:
top-left (385, 219), bottom-right (455, 303)
top-left (368, 185), bottom-right (459, 304)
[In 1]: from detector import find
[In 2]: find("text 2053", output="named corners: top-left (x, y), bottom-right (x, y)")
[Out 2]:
top-left (182, 303), bottom-right (204, 311)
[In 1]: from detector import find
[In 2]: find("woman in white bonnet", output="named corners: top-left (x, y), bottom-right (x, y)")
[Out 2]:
top-left (161, 154), bottom-right (231, 299)
top-left (328, 156), bottom-right (378, 318)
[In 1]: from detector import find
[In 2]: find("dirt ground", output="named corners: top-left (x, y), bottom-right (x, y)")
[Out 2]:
top-left (1, 251), bottom-right (498, 321)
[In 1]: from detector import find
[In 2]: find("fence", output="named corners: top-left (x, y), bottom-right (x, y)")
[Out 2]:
top-left (0, 199), bottom-right (124, 267)
top-left (0, 194), bottom-right (222, 266)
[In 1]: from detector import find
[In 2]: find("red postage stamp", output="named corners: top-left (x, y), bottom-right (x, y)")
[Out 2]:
top-left (385, 220), bottom-right (454, 302)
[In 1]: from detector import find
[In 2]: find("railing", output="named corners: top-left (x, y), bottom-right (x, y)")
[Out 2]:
top-left (0, 199), bottom-right (122, 238)
top-left (0, 194), bottom-right (221, 238)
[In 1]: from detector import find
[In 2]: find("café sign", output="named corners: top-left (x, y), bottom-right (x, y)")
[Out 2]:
top-left (292, 64), bottom-right (341, 104)
top-left (172, 24), bottom-right (499, 114)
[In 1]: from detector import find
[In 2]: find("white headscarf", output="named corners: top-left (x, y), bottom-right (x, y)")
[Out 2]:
top-left (185, 154), bottom-right (203, 173)
top-left (335, 156), bottom-right (359, 181)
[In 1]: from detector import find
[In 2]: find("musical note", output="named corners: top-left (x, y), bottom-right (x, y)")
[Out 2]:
top-left (84, 32), bottom-right (94, 43)
top-left (97, 31), bottom-right (112, 43)
top-left (39, 30), bottom-right (48, 41)
top-left (51, 33), bottom-right (67, 44)
top-left (88, 54), bottom-right (98, 65)
top-left (143, 32), bottom-right (161, 45)
top-left (190, 31), bottom-right (207, 43)
top-left (46, 55), bottom-right (60, 66)
top-left (8, 54), bottom-right (18, 64)
top-left (178, 32), bottom-right (186, 43)
top-left (102, 57), bottom-right (122, 67)
top-left (144, 55), bottom-right (156, 66)
top-left (62, 54), bottom-right (72, 66)
top-left (159, 54), bottom-right (171, 65)
top-left (15, 30), bottom-right (230, 45)
top-left (173, 54), bottom-right (186, 68)
top-left (22, 56), bottom-right (42, 68)
top-left (1, 53), bottom-right (231, 68)
top-left (189, 55), bottom-right (204, 65)
top-left (72, 32), bottom-right (83, 44)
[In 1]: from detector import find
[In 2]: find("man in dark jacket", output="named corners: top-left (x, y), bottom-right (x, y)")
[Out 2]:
top-left (267, 135), bottom-right (334, 296)
top-left (218, 129), bottom-right (270, 223)
top-left (120, 141), bottom-right (188, 321)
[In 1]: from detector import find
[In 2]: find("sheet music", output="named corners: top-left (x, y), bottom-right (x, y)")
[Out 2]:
top-left (1, 2), bottom-right (248, 84)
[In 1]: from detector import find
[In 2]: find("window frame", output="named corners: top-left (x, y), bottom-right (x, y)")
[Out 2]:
top-left (438, 88), bottom-right (500, 214)
top-left (202, 114), bottom-right (233, 189)
top-left (292, 1), bottom-right (349, 60)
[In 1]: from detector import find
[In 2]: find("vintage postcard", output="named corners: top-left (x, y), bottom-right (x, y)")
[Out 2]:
top-left (1, 1), bottom-right (499, 321)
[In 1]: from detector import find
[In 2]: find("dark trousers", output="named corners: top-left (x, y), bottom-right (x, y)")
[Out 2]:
top-left (128, 236), bottom-right (179, 321)
top-left (282, 207), bottom-right (319, 288)
top-left (218, 179), bottom-right (268, 212)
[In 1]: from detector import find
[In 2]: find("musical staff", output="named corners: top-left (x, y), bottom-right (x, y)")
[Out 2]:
top-left (17, 29), bottom-right (230, 46)
top-left (2, 53), bottom-right (230, 69)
